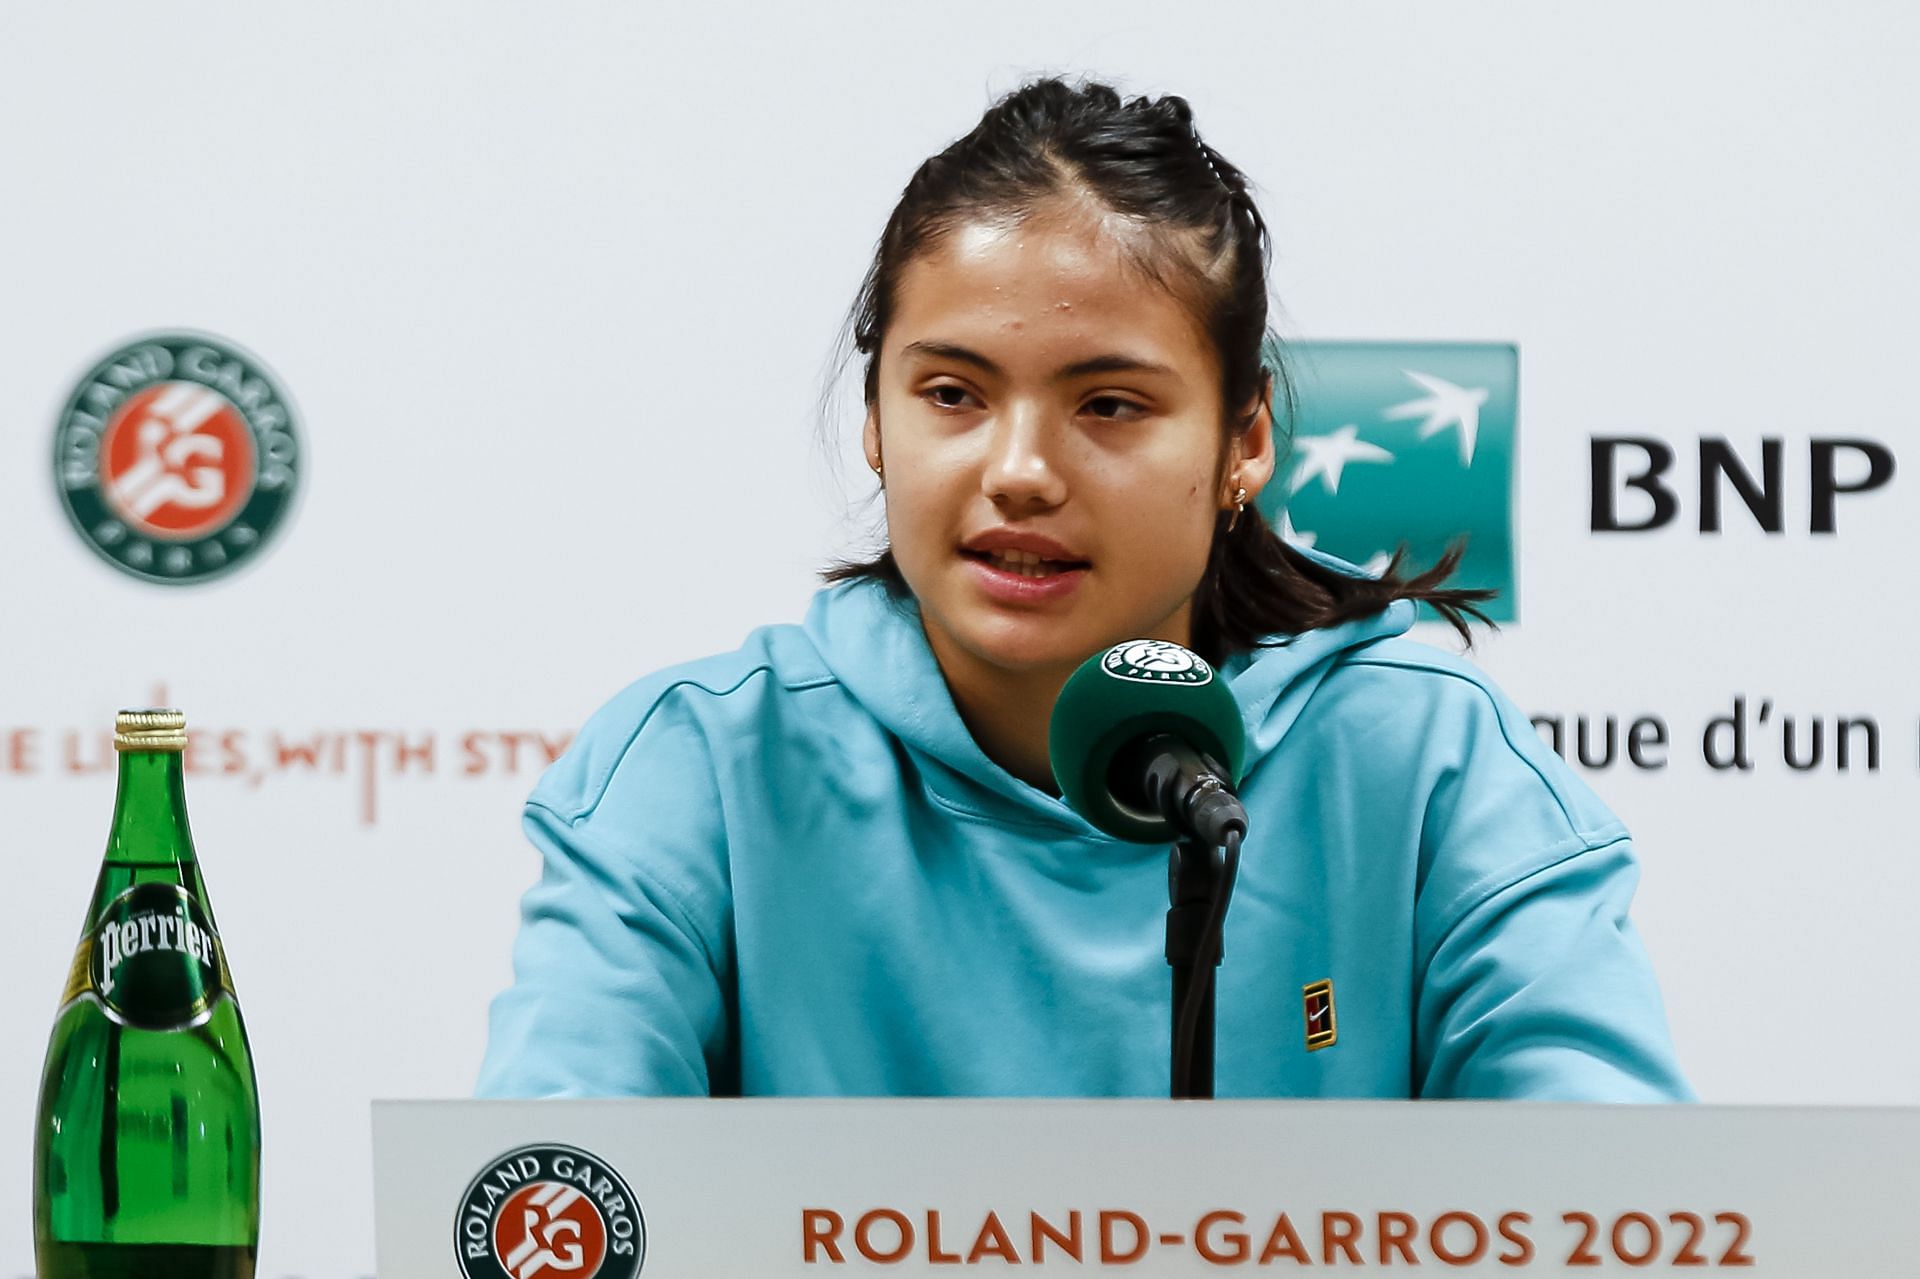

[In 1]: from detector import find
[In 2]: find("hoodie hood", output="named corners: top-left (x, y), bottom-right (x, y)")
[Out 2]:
top-left (801, 562), bottom-right (1415, 833)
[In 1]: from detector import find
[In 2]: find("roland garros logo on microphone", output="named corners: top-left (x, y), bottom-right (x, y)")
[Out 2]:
top-left (1103, 639), bottom-right (1214, 686)
top-left (457, 1143), bottom-right (646, 1279)
top-left (52, 332), bottom-right (301, 584)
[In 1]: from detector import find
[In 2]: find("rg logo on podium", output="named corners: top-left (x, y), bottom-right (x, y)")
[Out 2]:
top-left (456, 1143), bottom-right (646, 1279)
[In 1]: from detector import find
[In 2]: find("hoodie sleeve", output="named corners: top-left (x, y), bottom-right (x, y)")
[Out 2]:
top-left (1415, 831), bottom-right (1694, 1100)
top-left (1404, 670), bottom-right (1693, 1102)
top-left (476, 688), bottom-right (734, 1098)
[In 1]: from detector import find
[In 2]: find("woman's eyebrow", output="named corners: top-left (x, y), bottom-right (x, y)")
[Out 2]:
top-left (900, 340), bottom-right (1174, 381)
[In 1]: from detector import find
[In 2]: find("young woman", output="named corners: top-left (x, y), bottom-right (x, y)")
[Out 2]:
top-left (477, 78), bottom-right (1690, 1101)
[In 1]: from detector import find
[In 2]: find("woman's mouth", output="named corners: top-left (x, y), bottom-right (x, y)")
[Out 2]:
top-left (959, 548), bottom-right (1091, 603)
top-left (964, 548), bottom-right (1088, 579)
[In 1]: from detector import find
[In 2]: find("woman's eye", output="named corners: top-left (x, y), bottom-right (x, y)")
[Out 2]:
top-left (925, 385), bottom-right (975, 410)
top-left (1085, 396), bottom-right (1144, 421)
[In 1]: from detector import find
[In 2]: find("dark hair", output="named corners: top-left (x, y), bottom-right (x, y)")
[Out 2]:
top-left (824, 76), bottom-right (1493, 660)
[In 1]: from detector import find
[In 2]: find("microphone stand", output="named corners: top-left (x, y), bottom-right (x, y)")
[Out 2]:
top-left (1166, 836), bottom-right (1233, 1099)
top-left (1114, 734), bottom-right (1248, 1098)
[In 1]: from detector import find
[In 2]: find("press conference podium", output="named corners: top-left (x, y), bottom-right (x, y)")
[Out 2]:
top-left (372, 1098), bottom-right (1919, 1275)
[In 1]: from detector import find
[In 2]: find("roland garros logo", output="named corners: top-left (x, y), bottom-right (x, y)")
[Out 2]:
top-left (53, 332), bottom-right (301, 584)
top-left (457, 1144), bottom-right (646, 1279)
top-left (1102, 639), bottom-right (1214, 686)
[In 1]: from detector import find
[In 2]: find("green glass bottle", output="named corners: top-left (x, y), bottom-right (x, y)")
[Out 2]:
top-left (33, 709), bottom-right (261, 1279)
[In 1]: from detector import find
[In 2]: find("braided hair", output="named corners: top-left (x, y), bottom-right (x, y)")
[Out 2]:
top-left (825, 78), bottom-right (1492, 659)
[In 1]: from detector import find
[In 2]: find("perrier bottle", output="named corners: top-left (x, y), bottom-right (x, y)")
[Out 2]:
top-left (34, 710), bottom-right (260, 1279)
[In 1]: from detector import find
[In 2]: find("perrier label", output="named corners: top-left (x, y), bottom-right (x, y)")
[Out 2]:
top-left (34, 710), bottom-right (261, 1279)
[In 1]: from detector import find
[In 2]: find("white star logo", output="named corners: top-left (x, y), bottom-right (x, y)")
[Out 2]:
top-left (1288, 424), bottom-right (1394, 496)
top-left (1381, 370), bottom-right (1489, 466)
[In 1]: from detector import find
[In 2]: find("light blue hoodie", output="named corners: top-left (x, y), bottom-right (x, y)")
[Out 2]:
top-left (477, 577), bottom-right (1690, 1101)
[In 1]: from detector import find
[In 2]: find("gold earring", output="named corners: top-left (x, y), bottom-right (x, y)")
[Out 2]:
top-left (1227, 485), bottom-right (1248, 532)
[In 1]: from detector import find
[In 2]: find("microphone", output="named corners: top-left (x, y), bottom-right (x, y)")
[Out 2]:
top-left (1049, 639), bottom-right (1248, 845)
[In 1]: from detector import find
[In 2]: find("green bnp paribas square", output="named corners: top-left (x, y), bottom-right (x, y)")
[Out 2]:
top-left (1263, 342), bottom-right (1518, 623)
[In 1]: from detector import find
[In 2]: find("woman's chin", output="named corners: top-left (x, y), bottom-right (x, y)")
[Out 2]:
top-left (914, 566), bottom-right (1193, 682)
top-left (941, 613), bottom-right (1111, 679)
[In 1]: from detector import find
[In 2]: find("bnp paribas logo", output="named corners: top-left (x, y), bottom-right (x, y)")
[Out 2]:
top-left (1263, 342), bottom-right (1518, 623)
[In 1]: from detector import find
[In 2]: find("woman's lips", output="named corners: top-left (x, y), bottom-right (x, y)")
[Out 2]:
top-left (960, 528), bottom-right (1086, 562)
top-left (960, 550), bottom-right (1088, 603)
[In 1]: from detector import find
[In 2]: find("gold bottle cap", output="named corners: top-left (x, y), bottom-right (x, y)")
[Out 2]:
top-left (115, 709), bottom-right (188, 753)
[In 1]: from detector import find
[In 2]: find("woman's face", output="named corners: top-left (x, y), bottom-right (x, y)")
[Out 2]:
top-left (866, 209), bottom-right (1275, 686)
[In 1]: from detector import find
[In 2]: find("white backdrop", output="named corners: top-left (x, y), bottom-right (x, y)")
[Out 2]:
top-left (3, 2), bottom-right (1917, 1274)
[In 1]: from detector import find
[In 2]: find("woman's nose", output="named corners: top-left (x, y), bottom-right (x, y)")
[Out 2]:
top-left (980, 405), bottom-right (1068, 511)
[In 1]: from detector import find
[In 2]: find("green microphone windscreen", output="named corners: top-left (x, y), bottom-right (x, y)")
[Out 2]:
top-left (1048, 639), bottom-right (1247, 843)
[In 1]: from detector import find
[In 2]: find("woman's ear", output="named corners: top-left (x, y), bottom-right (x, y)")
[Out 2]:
top-left (863, 406), bottom-right (883, 477)
top-left (1226, 392), bottom-right (1279, 505)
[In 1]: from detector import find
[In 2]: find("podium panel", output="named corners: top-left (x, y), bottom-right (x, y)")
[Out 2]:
top-left (373, 1099), bottom-right (1916, 1276)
